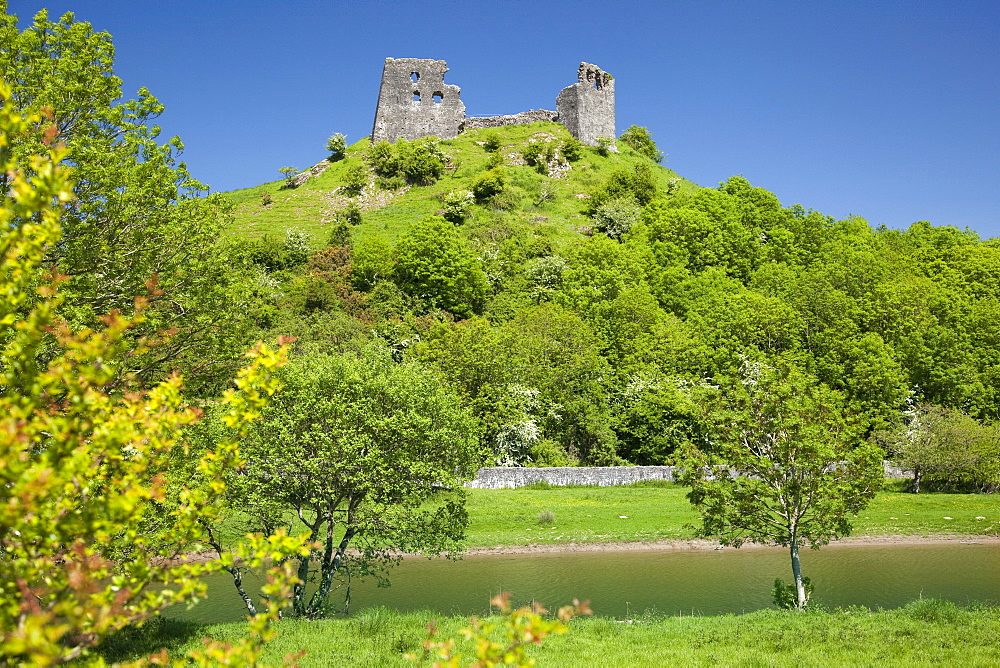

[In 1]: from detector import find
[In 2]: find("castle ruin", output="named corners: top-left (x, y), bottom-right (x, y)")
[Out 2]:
top-left (371, 58), bottom-right (615, 147)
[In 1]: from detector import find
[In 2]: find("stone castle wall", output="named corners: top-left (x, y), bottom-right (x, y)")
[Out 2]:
top-left (556, 63), bottom-right (616, 147)
top-left (371, 58), bottom-right (466, 143)
top-left (462, 109), bottom-right (558, 131)
top-left (370, 59), bottom-right (614, 146)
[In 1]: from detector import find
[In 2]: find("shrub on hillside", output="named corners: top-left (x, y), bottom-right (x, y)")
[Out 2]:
top-left (326, 132), bottom-right (347, 161)
top-left (366, 136), bottom-right (447, 187)
top-left (482, 132), bottom-right (503, 152)
top-left (341, 163), bottom-right (369, 195)
top-left (619, 125), bottom-right (664, 163)
top-left (471, 167), bottom-right (507, 203)
top-left (442, 189), bottom-right (475, 223)
top-left (592, 195), bottom-right (642, 240)
top-left (590, 162), bottom-right (658, 211)
top-left (560, 137), bottom-right (584, 162)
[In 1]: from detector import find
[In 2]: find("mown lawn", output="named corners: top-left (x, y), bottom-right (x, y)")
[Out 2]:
top-left (462, 482), bottom-right (1000, 548)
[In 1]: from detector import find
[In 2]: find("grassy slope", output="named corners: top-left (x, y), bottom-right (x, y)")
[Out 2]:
top-left (461, 483), bottom-right (1000, 548)
top-left (103, 600), bottom-right (1000, 666)
top-left (221, 122), bottom-right (697, 247)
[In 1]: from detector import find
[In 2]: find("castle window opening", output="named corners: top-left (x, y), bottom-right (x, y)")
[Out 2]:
top-left (433, 91), bottom-right (444, 103)
top-left (413, 91), bottom-right (421, 101)
top-left (411, 72), bottom-right (419, 83)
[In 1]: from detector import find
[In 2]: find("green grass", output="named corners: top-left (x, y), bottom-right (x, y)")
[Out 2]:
top-left (461, 483), bottom-right (1000, 548)
top-left (220, 123), bottom-right (698, 249)
top-left (99, 599), bottom-right (1000, 666)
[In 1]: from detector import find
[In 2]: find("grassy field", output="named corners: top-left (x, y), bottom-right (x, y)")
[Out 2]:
top-left (100, 599), bottom-right (1000, 666)
top-left (462, 482), bottom-right (1000, 548)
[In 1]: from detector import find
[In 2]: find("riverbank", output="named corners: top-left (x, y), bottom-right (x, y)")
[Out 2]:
top-left (461, 484), bottom-right (1000, 549)
top-left (459, 533), bottom-right (1000, 556)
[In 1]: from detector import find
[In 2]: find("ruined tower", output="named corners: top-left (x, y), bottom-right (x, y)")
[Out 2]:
top-left (555, 63), bottom-right (616, 147)
top-left (371, 58), bottom-right (466, 143)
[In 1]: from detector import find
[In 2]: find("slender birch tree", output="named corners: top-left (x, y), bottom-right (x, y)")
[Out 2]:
top-left (676, 359), bottom-right (883, 609)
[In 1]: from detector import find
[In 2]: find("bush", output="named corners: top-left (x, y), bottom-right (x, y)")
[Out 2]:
top-left (366, 137), bottom-right (446, 187)
top-left (482, 132), bottom-right (502, 152)
top-left (336, 202), bottom-right (363, 226)
top-left (772, 577), bottom-right (813, 609)
top-left (537, 510), bottom-right (556, 526)
top-left (327, 221), bottom-right (351, 248)
top-left (592, 195), bottom-right (642, 240)
top-left (367, 140), bottom-right (399, 176)
top-left (442, 189), bottom-right (474, 224)
top-left (260, 191), bottom-right (272, 206)
top-left (326, 132), bottom-right (347, 161)
top-left (485, 150), bottom-right (506, 170)
top-left (590, 163), bottom-right (658, 210)
top-left (341, 163), bottom-right (369, 195)
top-left (619, 125), bottom-right (664, 163)
top-left (560, 137), bottom-right (584, 162)
top-left (279, 166), bottom-right (299, 188)
top-left (394, 216), bottom-right (489, 318)
top-left (595, 136), bottom-right (615, 156)
top-left (283, 229), bottom-right (312, 266)
top-left (471, 167), bottom-right (507, 202)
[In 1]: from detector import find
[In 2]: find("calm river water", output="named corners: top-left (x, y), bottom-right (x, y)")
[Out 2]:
top-left (165, 542), bottom-right (999, 623)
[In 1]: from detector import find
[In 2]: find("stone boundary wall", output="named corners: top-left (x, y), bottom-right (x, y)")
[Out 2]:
top-left (461, 109), bottom-right (558, 131)
top-left (466, 463), bottom-right (910, 489)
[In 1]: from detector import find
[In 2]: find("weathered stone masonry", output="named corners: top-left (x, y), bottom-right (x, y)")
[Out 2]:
top-left (371, 58), bottom-right (615, 147)
top-left (371, 58), bottom-right (466, 143)
top-left (465, 463), bottom-right (910, 489)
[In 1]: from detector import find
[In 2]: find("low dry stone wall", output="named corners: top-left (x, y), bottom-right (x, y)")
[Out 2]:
top-left (461, 109), bottom-right (558, 131)
top-left (466, 466), bottom-right (676, 489)
top-left (467, 463), bottom-right (909, 489)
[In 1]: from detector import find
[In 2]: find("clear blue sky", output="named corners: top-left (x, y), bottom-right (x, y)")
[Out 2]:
top-left (9, 0), bottom-right (1000, 238)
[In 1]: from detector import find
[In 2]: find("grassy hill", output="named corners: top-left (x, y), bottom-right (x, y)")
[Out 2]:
top-left (221, 122), bottom-right (696, 248)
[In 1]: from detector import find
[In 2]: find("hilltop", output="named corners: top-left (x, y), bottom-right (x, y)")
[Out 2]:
top-left (222, 121), bottom-right (693, 248)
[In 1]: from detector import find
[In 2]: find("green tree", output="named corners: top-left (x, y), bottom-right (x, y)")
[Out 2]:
top-left (0, 82), bottom-right (307, 665)
top-left (879, 401), bottom-right (1000, 493)
top-left (0, 6), bottom-right (251, 393)
top-left (589, 162), bottom-right (658, 210)
top-left (279, 165), bottom-right (299, 187)
top-left (395, 216), bottom-right (489, 318)
top-left (224, 347), bottom-right (482, 618)
top-left (676, 360), bottom-right (883, 609)
top-left (619, 124), bottom-right (664, 163)
top-left (326, 132), bottom-right (347, 161)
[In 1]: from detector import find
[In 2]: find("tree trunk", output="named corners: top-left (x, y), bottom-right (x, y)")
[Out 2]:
top-left (909, 469), bottom-right (921, 494)
top-left (228, 567), bottom-right (258, 616)
top-left (202, 521), bottom-right (258, 616)
top-left (790, 540), bottom-right (806, 610)
top-left (293, 551), bottom-right (312, 616)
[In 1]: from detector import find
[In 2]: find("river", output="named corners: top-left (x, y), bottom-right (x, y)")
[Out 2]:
top-left (165, 541), bottom-right (999, 623)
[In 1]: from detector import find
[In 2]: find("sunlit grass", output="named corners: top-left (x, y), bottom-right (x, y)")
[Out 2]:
top-left (463, 483), bottom-right (1000, 548)
top-left (100, 599), bottom-right (1000, 666)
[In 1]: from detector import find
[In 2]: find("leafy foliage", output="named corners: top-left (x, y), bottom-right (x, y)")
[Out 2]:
top-left (409, 593), bottom-right (591, 667)
top-left (0, 6), bottom-right (255, 394)
top-left (326, 132), bottom-right (347, 161)
top-left (619, 124), bottom-right (664, 163)
top-left (879, 400), bottom-right (1000, 492)
top-left (676, 359), bottom-right (884, 608)
top-left (395, 216), bottom-right (490, 318)
top-left (222, 347), bottom-right (482, 618)
top-left (367, 136), bottom-right (447, 186)
top-left (0, 80), bottom-right (307, 665)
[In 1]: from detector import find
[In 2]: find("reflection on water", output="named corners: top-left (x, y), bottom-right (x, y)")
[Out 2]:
top-left (165, 542), bottom-right (999, 623)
